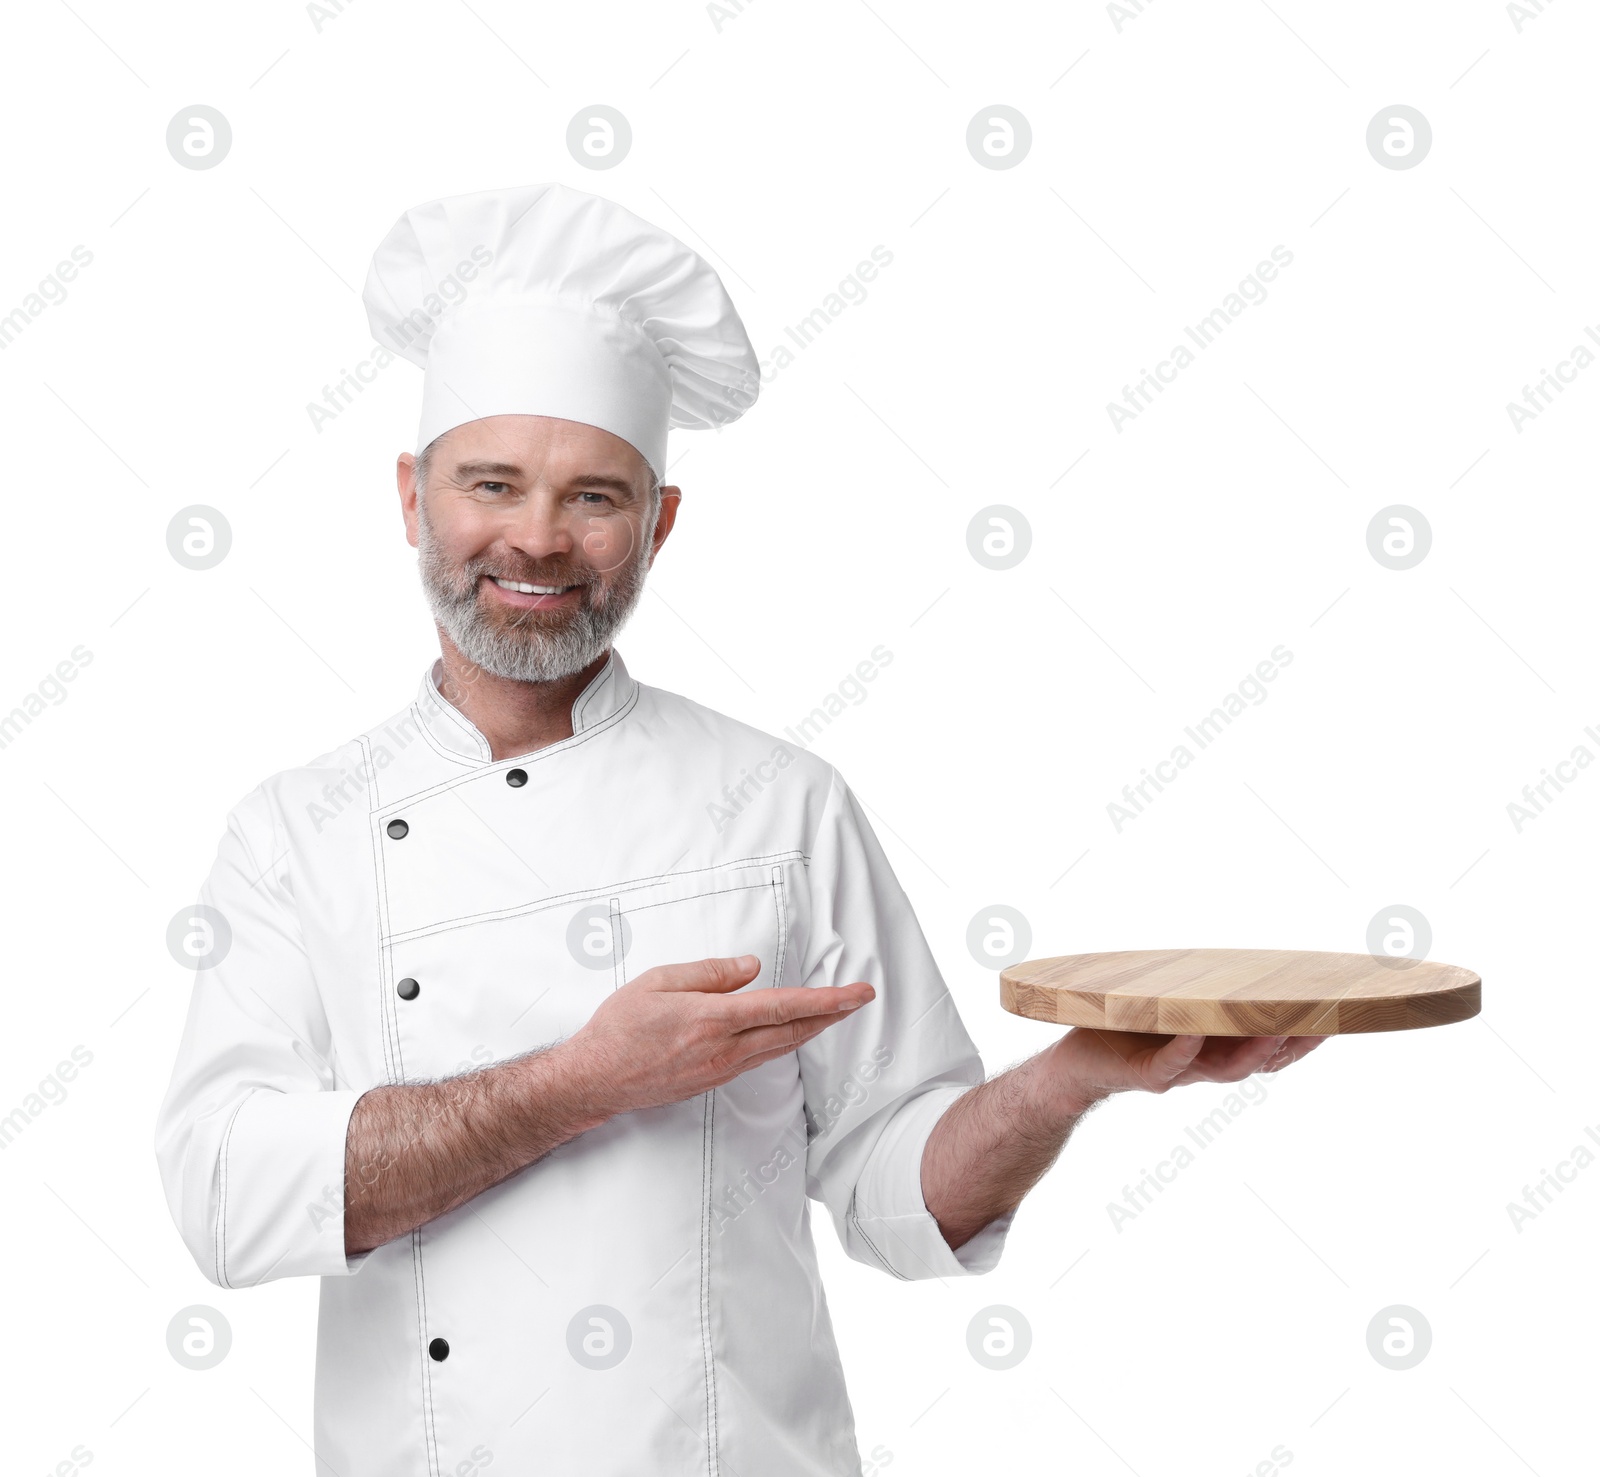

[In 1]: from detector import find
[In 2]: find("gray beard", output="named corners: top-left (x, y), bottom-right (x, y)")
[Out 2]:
top-left (416, 497), bottom-right (655, 683)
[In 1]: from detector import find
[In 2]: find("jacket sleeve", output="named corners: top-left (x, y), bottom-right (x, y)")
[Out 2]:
top-left (153, 785), bottom-right (370, 1288)
top-left (795, 765), bottom-right (1016, 1280)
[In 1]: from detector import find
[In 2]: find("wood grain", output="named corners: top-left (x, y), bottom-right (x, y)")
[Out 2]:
top-left (999, 948), bottom-right (1480, 1036)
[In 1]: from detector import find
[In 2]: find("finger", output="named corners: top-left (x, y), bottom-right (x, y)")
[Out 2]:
top-left (730, 1007), bottom-right (860, 1062)
top-left (646, 955), bottom-right (763, 993)
top-left (1152, 1036), bottom-right (1203, 1068)
top-left (1262, 1035), bottom-right (1328, 1071)
top-left (729, 983), bottom-right (874, 1031)
top-left (1178, 1035), bottom-right (1285, 1084)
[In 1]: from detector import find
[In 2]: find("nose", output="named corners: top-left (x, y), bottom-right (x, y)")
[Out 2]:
top-left (501, 496), bottom-right (578, 563)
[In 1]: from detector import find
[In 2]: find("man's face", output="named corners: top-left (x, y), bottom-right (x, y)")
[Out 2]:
top-left (399, 415), bottom-right (679, 684)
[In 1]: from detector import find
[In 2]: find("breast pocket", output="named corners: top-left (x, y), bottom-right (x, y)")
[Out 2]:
top-left (382, 855), bottom-right (798, 1083)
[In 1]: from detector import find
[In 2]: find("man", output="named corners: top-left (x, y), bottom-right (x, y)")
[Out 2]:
top-left (154, 183), bottom-right (1322, 1476)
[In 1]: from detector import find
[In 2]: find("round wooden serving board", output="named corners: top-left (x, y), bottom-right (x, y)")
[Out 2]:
top-left (999, 948), bottom-right (1481, 1036)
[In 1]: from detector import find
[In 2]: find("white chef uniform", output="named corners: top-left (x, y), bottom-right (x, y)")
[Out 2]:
top-left (154, 653), bottom-right (1015, 1474)
top-left (155, 180), bottom-right (1015, 1475)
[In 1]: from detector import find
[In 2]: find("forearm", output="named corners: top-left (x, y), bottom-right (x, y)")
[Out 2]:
top-left (921, 1040), bottom-right (1096, 1252)
top-left (344, 1041), bottom-right (610, 1256)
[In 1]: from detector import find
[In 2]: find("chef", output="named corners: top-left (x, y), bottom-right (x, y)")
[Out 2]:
top-left (154, 182), bottom-right (1323, 1477)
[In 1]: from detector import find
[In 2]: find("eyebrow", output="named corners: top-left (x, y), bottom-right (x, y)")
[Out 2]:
top-left (451, 461), bottom-right (639, 496)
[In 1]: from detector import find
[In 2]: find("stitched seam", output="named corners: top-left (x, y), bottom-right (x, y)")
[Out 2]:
top-left (413, 1229), bottom-right (441, 1476)
top-left (382, 851), bottom-right (805, 945)
top-left (621, 881), bottom-right (769, 917)
top-left (770, 865), bottom-right (789, 988)
top-left (849, 1193), bottom-right (910, 1282)
top-left (609, 897), bottom-right (623, 992)
top-left (700, 1090), bottom-right (720, 1475)
top-left (215, 1095), bottom-right (249, 1290)
top-left (367, 739), bottom-right (403, 1087)
top-left (414, 717), bottom-right (482, 768)
top-left (385, 685), bottom-right (638, 800)
top-left (422, 687), bottom-right (492, 762)
top-left (571, 661), bottom-right (613, 730)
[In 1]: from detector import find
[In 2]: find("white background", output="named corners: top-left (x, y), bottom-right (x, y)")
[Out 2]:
top-left (2, 1), bottom-right (1594, 1473)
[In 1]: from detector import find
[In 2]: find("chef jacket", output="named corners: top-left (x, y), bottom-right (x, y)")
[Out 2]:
top-left (154, 648), bottom-right (1015, 1476)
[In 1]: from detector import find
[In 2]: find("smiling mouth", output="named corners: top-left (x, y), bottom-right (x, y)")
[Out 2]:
top-left (491, 576), bottom-right (579, 596)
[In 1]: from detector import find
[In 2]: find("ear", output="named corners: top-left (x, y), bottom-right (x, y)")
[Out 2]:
top-left (649, 486), bottom-right (682, 566)
top-left (398, 452), bottom-right (421, 549)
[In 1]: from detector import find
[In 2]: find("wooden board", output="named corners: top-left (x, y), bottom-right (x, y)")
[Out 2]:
top-left (999, 948), bottom-right (1480, 1036)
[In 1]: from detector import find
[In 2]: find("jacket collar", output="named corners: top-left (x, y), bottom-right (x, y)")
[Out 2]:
top-left (415, 647), bottom-right (637, 763)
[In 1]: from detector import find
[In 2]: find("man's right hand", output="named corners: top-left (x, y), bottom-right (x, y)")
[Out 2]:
top-left (564, 955), bottom-right (875, 1117)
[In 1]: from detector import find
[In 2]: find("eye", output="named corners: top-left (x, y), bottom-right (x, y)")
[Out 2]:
top-left (577, 491), bottom-right (610, 505)
top-left (477, 481), bottom-right (511, 495)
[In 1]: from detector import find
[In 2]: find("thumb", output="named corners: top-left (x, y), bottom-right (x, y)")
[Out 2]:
top-left (1149, 1034), bottom-right (1205, 1082)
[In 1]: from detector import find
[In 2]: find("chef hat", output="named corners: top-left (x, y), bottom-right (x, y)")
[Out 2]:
top-left (361, 182), bottom-right (760, 480)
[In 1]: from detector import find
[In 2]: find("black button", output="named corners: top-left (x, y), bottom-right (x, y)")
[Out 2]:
top-left (386, 818), bottom-right (409, 840)
top-left (396, 978), bottom-right (420, 1001)
top-left (505, 768), bottom-right (528, 788)
top-left (428, 1337), bottom-right (449, 1361)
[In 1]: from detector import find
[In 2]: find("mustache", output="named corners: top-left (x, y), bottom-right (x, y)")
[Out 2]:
top-left (461, 557), bottom-right (599, 588)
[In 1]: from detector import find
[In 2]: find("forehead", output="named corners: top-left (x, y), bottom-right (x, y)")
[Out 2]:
top-left (436, 414), bottom-right (650, 487)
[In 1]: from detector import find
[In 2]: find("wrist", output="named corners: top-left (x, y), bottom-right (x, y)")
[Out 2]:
top-left (512, 1038), bottom-right (616, 1139)
top-left (1044, 1035), bottom-right (1110, 1122)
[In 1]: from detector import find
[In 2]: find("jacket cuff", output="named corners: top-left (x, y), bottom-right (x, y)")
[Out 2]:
top-left (216, 1088), bottom-right (369, 1286)
top-left (850, 1085), bottom-right (1018, 1281)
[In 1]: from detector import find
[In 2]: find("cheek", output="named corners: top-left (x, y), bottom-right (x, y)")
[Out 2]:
top-left (579, 515), bottom-right (642, 574)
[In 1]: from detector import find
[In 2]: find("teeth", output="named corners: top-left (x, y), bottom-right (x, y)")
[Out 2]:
top-left (493, 577), bottom-right (571, 595)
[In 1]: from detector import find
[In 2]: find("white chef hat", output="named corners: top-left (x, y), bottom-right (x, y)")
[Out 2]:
top-left (361, 182), bottom-right (760, 480)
